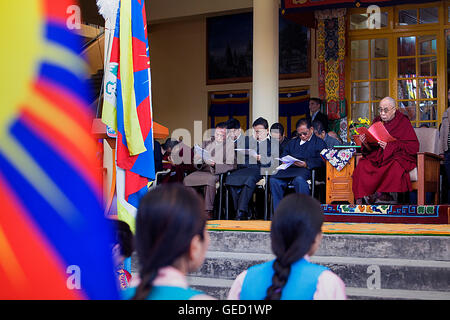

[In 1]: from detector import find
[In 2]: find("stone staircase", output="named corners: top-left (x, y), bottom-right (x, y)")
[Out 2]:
top-left (185, 231), bottom-right (450, 300)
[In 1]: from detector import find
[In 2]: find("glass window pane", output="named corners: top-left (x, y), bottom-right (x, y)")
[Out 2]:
top-left (398, 79), bottom-right (417, 100)
top-left (399, 9), bottom-right (417, 25)
top-left (448, 6), bottom-right (450, 22)
top-left (398, 36), bottom-right (416, 56)
top-left (350, 13), bottom-right (369, 30)
top-left (419, 57), bottom-right (437, 77)
top-left (351, 40), bottom-right (369, 59)
top-left (371, 38), bottom-right (388, 58)
top-left (419, 35), bottom-right (436, 55)
top-left (371, 102), bottom-right (380, 119)
top-left (418, 78), bottom-right (437, 99)
top-left (351, 82), bottom-right (370, 101)
top-left (419, 101), bottom-right (437, 121)
top-left (352, 103), bottom-right (370, 122)
top-left (351, 61), bottom-right (369, 80)
top-left (398, 101), bottom-right (416, 121)
top-left (371, 81), bottom-right (389, 100)
top-left (350, 12), bottom-right (388, 30)
top-left (371, 60), bottom-right (388, 79)
top-left (398, 58), bottom-right (416, 77)
top-left (419, 7), bottom-right (438, 24)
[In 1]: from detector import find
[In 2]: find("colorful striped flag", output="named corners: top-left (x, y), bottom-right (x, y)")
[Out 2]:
top-left (0, 0), bottom-right (119, 299)
top-left (102, 0), bottom-right (155, 232)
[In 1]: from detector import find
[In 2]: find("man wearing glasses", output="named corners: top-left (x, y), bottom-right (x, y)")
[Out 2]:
top-left (353, 96), bottom-right (419, 204)
top-left (269, 118), bottom-right (327, 210)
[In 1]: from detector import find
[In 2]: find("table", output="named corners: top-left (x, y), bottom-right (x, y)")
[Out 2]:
top-left (326, 155), bottom-right (356, 204)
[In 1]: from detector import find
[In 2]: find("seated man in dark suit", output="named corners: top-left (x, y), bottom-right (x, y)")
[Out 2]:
top-left (225, 117), bottom-right (272, 220)
top-left (312, 120), bottom-right (341, 148)
top-left (269, 118), bottom-right (327, 211)
top-left (226, 118), bottom-right (244, 145)
top-left (307, 97), bottom-right (328, 132)
top-left (270, 122), bottom-right (289, 155)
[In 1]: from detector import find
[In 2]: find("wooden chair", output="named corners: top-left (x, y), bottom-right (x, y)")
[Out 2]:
top-left (410, 127), bottom-right (440, 205)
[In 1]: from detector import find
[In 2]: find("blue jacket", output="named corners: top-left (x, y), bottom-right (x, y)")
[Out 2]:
top-left (240, 258), bottom-right (328, 300)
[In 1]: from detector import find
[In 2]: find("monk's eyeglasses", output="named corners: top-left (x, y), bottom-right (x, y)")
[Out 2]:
top-left (378, 107), bottom-right (394, 114)
top-left (298, 131), bottom-right (310, 136)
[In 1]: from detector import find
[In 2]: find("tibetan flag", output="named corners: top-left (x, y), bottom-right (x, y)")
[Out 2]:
top-left (102, 0), bottom-right (155, 232)
top-left (0, 1), bottom-right (119, 299)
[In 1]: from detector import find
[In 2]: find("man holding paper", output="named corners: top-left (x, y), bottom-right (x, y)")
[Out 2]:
top-left (353, 97), bottom-right (419, 204)
top-left (184, 122), bottom-right (235, 218)
top-left (269, 118), bottom-right (327, 210)
top-left (225, 117), bottom-right (273, 220)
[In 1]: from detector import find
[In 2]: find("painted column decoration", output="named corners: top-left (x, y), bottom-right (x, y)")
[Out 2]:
top-left (315, 8), bottom-right (347, 142)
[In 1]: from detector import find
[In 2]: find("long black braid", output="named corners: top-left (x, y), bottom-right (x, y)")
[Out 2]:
top-left (264, 193), bottom-right (324, 300)
top-left (132, 184), bottom-right (206, 300)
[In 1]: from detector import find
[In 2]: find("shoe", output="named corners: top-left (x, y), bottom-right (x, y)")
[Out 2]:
top-left (236, 210), bottom-right (250, 221)
top-left (374, 193), bottom-right (397, 204)
top-left (364, 192), bottom-right (380, 205)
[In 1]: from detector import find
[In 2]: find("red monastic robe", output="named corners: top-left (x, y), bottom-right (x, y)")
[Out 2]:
top-left (352, 111), bottom-right (419, 199)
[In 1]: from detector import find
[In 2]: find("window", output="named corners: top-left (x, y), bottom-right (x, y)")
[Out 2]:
top-left (398, 7), bottom-right (438, 25)
top-left (397, 35), bottom-right (438, 127)
top-left (348, 3), bottom-right (444, 129)
top-left (350, 38), bottom-right (389, 123)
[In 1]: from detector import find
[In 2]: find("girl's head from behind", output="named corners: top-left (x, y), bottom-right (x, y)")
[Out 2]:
top-left (133, 183), bottom-right (209, 300)
top-left (266, 193), bottom-right (324, 300)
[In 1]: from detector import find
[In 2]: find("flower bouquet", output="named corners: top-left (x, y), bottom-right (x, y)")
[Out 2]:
top-left (349, 117), bottom-right (371, 146)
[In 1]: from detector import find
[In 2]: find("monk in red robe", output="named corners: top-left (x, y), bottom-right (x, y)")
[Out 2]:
top-left (353, 97), bottom-right (419, 204)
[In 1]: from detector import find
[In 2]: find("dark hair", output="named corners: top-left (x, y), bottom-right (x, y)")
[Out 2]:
top-left (162, 138), bottom-right (179, 151)
top-left (226, 118), bottom-right (241, 130)
top-left (312, 120), bottom-right (325, 134)
top-left (270, 123), bottom-right (284, 136)
top-left (309, 97), bottom-right (322, 105)
top-left (265, 193), bottom-right (324, 300)
top-left (295, 118), bottom-right (312, 130)
top-left (216, 121), bottom-right (228, 129)
top-left (108, 219), bottom-right (134, 258)
top-left (252, 117), bottom-right (269, 129)
top-left (132, 184), bottom-right (207, 300)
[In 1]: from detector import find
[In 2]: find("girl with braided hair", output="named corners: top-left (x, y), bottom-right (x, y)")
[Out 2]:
top-left (122, 183), bottom-right (214, 300)
top-left (227, 193), bottom-right (346, 300)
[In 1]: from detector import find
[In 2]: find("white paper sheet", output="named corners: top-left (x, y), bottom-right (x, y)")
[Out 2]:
top-left (275, 155), bottom-right (305, 170)
top-left (235, 148), bottom-right (258, 158)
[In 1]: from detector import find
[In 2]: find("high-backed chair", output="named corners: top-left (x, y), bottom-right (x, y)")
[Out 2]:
top-left (411, 127), bottom-right (440, 205)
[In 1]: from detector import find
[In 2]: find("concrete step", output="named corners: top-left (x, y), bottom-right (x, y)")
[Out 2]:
top-left (190, 251), bottom-right (450, 292)
top-left (208, 231), bottom-right (450, 261)
top-left (187, 276), bottom-right (450, 300)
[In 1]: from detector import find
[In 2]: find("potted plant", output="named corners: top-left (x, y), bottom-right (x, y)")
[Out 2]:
top-left (349, 117), bottom-right (371, 146)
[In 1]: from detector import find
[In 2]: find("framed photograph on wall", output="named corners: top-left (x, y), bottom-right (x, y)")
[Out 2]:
top-left (206, 12), bottom-right (311, 84)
